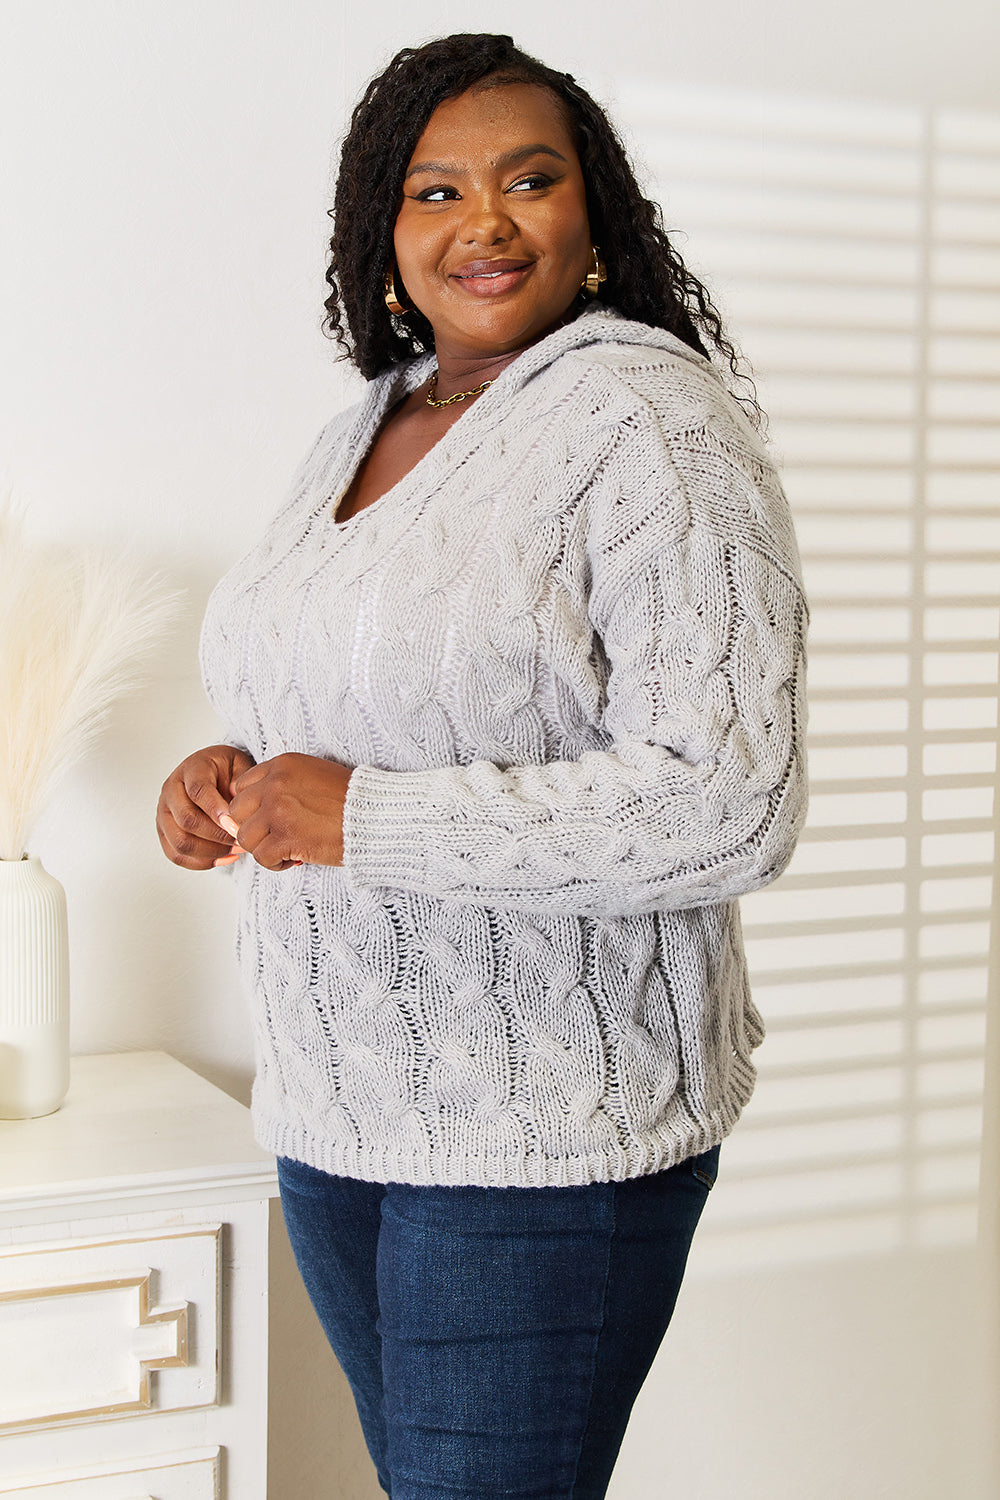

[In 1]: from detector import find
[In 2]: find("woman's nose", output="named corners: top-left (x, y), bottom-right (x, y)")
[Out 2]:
top-left (458, 191), bottom-right (516, 245)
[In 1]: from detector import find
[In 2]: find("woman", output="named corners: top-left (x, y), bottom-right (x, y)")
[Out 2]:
top-left (157, 33), bottom-right (807, 1500)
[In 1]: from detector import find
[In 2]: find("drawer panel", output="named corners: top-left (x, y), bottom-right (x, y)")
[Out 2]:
top-left (0, 1448), bottom-right (219, 1498)
top-left (0, 1229), bottom-right (219, 1431)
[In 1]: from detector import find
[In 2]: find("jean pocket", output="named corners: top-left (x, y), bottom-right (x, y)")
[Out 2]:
top-left (689, 1143), bottom-right (721, 1191)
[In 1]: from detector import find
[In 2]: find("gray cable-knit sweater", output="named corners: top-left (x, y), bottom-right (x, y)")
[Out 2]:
top-left (200, 306), bottom-right (808, 1188)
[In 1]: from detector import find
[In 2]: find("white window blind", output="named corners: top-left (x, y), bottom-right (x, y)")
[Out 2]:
top-left (617, 84), bottom-right (1000, 1268)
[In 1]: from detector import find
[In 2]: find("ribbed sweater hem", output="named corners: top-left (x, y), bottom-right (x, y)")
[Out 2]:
top-left (252, 1072), bottom-right (754, 1188)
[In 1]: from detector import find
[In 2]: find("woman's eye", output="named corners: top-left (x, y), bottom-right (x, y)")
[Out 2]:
top-left (414, 185), bottom-right (459, 203)
top-left (508, 174), bottom-right (552, 193)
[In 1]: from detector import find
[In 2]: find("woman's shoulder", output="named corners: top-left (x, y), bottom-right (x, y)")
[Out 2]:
top-left (310, 354), bottom-right (435, 456)
top-left (524, 312), bottom-right (766, 477)
top-left (287, 358), bottom-right (422, 483)
top-left (546, 313), bottom-right (797, 577)
top-left (584, 313), bottom-right (733, 398)
top-left (527, 309), bottom-right (736, 431)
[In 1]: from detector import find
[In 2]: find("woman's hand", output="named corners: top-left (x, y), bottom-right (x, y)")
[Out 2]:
top-left (157, 744), bottom-right (256, 870)
top-left (226, 753), bottom-right (353, 871)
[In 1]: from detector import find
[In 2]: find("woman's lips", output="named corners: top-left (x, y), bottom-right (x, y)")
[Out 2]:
top-left (450, 260), bottom-right (533, 297)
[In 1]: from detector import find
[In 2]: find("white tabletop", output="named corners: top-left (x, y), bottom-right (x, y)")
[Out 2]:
top-left (0, 1052), bottom-right (277, 1215)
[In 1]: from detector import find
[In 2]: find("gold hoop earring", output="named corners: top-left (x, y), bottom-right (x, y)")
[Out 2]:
top-left (384, 268), bottom-right (407, 315)
top-left (582, 245), bottom-right (607, 297)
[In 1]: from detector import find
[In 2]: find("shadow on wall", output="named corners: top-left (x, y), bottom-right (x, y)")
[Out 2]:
top-left (614, 81), bottom-right (1000, 1273)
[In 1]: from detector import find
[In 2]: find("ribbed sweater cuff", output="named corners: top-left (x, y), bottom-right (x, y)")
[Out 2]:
top-left (343, 763), bottom-right (451, 888)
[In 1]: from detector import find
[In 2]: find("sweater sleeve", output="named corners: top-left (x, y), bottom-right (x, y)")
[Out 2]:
top-left (342, 369), bottom-right (808, 919)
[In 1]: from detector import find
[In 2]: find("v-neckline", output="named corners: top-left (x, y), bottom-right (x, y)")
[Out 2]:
top-left (331, 383), bottom-right (460, 527)
top-left (328, 357), bottom-right (473, 531)
top-left (291, 355), bottom-right (507, 592)
top-left (324, 306), bottom-right (621, 533)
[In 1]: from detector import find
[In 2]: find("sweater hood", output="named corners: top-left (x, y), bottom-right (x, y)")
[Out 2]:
top-left (496, 304), bottom-right (713, 395)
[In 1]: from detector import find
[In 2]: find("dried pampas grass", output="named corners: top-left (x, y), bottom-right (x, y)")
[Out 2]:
top-left (0, 509), bottom-right (180, 860)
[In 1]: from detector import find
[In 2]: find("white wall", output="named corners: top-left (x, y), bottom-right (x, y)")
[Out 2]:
top-left (3, 3), bottom-right (998, 1497)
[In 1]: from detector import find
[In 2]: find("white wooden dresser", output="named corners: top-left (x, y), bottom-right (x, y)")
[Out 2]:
top-left (0, 1052), bottom-right (278, 1499)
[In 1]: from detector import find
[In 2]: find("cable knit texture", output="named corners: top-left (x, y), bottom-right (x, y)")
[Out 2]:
top-left (200, 307), bottom-right (808, 1187)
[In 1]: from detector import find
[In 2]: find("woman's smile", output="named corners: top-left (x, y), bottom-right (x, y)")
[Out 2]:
top-left (393, 82), bottom-right (592, 378)
top-left (449, 257), bottom-right (534, 296)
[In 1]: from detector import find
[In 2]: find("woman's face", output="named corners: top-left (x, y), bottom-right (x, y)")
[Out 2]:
top-left (393, 82), bottom-right (592, 365)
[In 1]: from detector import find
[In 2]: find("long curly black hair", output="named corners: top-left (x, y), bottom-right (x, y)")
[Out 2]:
top-left (325, 33), bottom-right (759, 421)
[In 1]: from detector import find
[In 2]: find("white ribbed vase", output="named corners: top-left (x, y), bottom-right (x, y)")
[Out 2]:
top-left (0, 856), bottom-right (70, 1119)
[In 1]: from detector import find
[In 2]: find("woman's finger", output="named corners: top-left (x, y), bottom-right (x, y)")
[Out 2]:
top-left (162, 779), bottom-right (235, 848)
top-left (157, 746), bottom-right (259, 871)
top-left (183, 767), bottom-right (235, 827)
top-left (157, 813), bottom-right (232, 870)
top-left (231, 761), bottom-right (268, 795)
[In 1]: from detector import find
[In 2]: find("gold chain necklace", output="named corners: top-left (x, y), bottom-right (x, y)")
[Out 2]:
top-left (425, 371), bottom-right (494, 408)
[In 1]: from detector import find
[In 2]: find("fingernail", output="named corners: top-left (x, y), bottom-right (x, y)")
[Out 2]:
top-left (219, 815), bottom-right (239, 839)
top-left (214, 852), bottom-right (242, 867)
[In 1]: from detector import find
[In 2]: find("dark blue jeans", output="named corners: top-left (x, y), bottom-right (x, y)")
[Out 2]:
top-left (277, 1147), bottom-right (720, 1499)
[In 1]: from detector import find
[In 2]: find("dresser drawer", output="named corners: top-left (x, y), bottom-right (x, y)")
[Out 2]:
top-left (0, 1228), bottom-right (220, 1432)
top-left (0, 1447), bottom-right (219, 1498)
